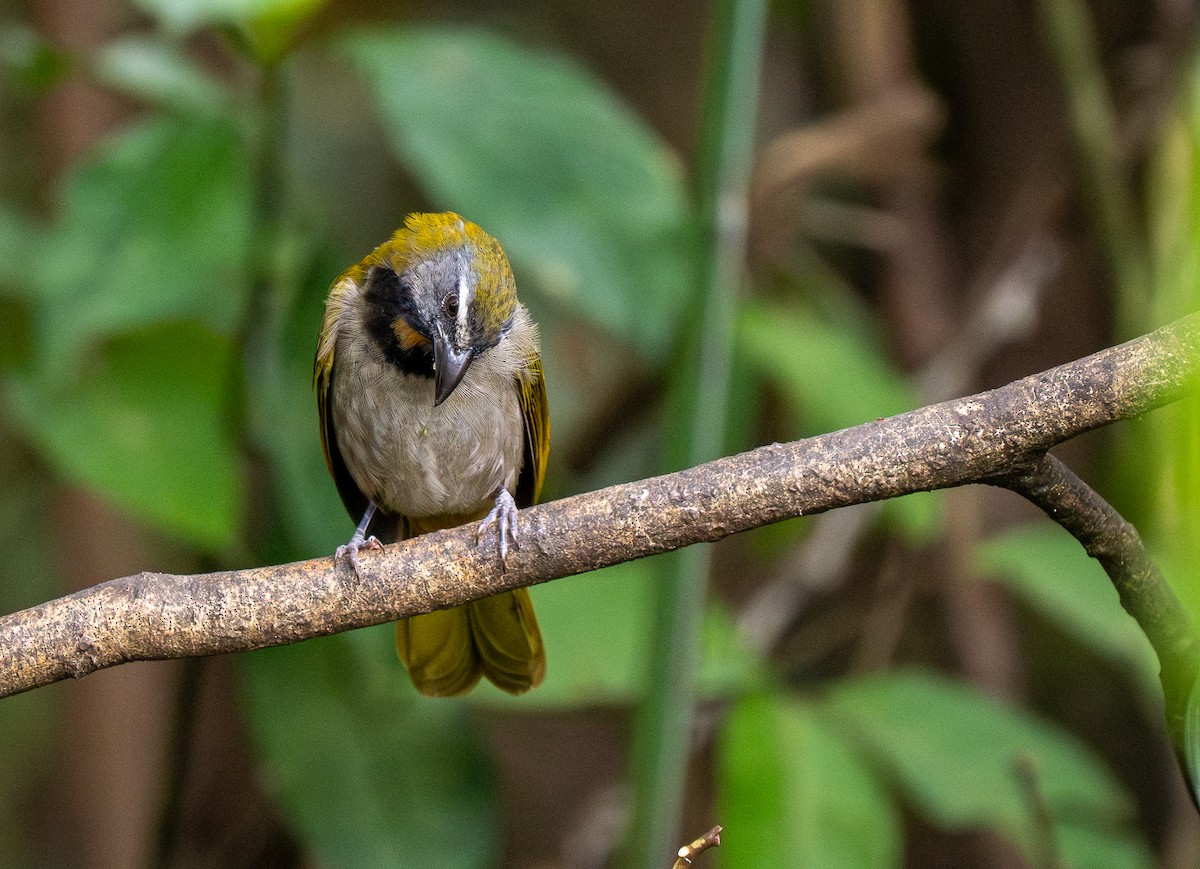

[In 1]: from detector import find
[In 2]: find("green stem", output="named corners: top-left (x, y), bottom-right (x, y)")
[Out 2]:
top-left (232, 60), bottom-right (287, 446)
top-left (155, 58), bottom-right (289, 868)
top-left (230, 59), bottom-right (294, 570)
top-left (1037, 0), bottom-right (1150, 335)
top-left (624, 1), bottom-right (768, 866)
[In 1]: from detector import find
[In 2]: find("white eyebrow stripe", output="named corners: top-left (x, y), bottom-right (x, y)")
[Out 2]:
top-left (457, 271), bottom-right (473, 334)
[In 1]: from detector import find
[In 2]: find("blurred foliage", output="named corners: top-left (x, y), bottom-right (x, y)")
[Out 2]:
top-left (0, 0), bottom-right (1196, 866)
top-left (720, 692), bottom-right (901, 869)
top-left (824, 672), bottom-right (1153, 869)
top-left (340, 26), bottom-right (694, 353)
top-left (243, 626), bottom-right (497, 869)
top-left (977, 526), bottom-right (1161, 698)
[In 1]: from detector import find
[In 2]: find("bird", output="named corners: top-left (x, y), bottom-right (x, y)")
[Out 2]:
top-left (314, 212), bottom-right (548, 696)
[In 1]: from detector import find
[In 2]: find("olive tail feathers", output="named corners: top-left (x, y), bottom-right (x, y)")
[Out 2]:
top-left (395, 588), bottom-right (545, 697)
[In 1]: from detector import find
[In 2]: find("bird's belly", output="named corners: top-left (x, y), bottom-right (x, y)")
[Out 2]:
top-left (332, 358), bottom-right (524, 519)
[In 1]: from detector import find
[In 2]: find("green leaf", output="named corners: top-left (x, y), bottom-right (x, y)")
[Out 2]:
top-left (738, 299), bottom-right (916, 435)
top-left (0, 300), bottom-right (31, 379)
top-left (1054, 823), bottom-right (1157, 869)
top-left (1184, 669), bottom-right (1200, 807)
top-left (824, 670), bottom-right (1152, 868)
top-left (474, 563), bottom-right (650, 707)
top-left (93, 36), bottom-right (229, 113)
top-left (31, 115), bottom-right (251, 378)
top-left (132, 0), bottom-right (325, 40)
top-left (239, 0), bottom-right (327, 65)
top-left (131, 0), bottom-right (325, 63)
top-left (0, 205), bottom-right (44, 295)
top-left (6, 321), bottom-right (243, 550)
top-left (339, 26), bottom-right (693, 354)
top-left (0, 23), bottom-right (69, 90)
top-left (241, 625), bottom-right (497, 869)
top-left (719, 693), bottom-right (900, 869)
top-left (881, 490), bottom-right (943, 545)
top-left (976, 525), bottom-right (1160, 692)
top-left (247, 236), bottom-right (349, 556)
top-left (700, 599), bottom-right (770, 696)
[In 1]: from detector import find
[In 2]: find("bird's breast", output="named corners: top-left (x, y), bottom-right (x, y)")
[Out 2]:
top-left (331, 338), bottom-right (524, 519)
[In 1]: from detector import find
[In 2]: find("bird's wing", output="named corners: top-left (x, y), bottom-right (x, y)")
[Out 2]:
top-left (514, 353), bottom-right (550, 508)
top-left (315, 271), bottom-right (372, 526)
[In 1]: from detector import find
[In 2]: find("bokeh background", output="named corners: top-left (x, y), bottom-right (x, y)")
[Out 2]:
top-left (1, 0), bottom-right (1199, 867)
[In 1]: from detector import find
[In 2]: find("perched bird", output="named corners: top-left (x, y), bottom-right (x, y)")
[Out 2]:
top-left (314, 212), bottom-right (548, 696)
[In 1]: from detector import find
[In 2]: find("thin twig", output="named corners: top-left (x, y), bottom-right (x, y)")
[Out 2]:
top-left (992, 452), bottom-right (1200, 752)
top-left (670, 826), bottom-right (722, 868)
top-left (0, 313), bottom-right (1198, 700)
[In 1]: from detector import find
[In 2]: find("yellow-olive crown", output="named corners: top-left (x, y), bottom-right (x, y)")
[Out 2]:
top-left (349, 212), bottom-right (518, 357)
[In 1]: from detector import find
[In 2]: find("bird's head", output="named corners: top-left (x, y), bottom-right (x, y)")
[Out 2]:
top-left (360, 212), bottom-right (518, 405)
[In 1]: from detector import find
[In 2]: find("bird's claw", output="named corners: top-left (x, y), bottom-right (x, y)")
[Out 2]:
top-left (477, 488), bottom-right (519, 564)
top-left (334, 534), bottom-right (383, 574)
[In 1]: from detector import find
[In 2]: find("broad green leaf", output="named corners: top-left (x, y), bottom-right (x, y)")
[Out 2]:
top-left (472, 561), bottom-right (764, 708)
top-left (31, 115), bottom-right (251, 379)
top-left (247, 235), bottom-right (349, 556)
top-left (881, 490), bottom-right (942, 545)
top-left (132, 0), bottom-right (325, 47)
top-left (0, 205), bottom-right (43, 294)
top-left (0, 23), bottom-right (68, 90)
top-left (94, 36), bottom-right (229, 113)
top-left (1185, 670), bottom-right (1200, 807)
top-left (340, 26), bottom-right (693, 354)
top-left (6, 321), bottom-right (242, 550)
top-left (976, 524), bottom-right (1160, 692)
top-left (0, 300), bottom-right (30, 376)
top-left (700, 599), bottom-right (770, 697)
top-left (241, 625), bottom-right (496, 869)
top-left (719, 693), bottom-right (900, 869)
top-left (824, 670), bottom-right (1152, 868)
top-left (1055, 823), bottom-right (1156, 869)
top-left (241, 0), bottom-right (327, 65)
top-left (738, 299), bottom-right (915, 435)
top-left (131, 0), bottom-right (324, 63)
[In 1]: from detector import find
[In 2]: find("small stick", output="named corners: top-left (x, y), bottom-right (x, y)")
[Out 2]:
top-left (672, 825), bottom-right (723, 868)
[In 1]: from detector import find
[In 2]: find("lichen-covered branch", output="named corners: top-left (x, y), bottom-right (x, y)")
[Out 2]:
top-left (0, 313), bottom-right (1198, 700)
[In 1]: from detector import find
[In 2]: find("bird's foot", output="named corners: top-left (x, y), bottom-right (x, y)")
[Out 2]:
top-left (335, 534), bottom-right (383, 574)
top-left (477, 487), bottom-right (519, 564)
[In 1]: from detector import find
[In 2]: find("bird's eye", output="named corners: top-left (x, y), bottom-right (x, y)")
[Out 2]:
top-left (443, 293), bottom-right (459, 319)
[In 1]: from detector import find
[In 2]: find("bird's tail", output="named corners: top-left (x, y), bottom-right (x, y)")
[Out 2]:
top-left (395, 588), bottom-right (545, 697)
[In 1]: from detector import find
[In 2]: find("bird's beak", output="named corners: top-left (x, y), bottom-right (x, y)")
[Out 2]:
top-left (433, 329), bottom-right (474, 406)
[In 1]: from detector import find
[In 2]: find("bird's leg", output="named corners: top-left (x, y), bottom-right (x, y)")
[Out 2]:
top-left (477, 485), bottom-right (519, 564)
top-left (335, 501), bottom-right (384, 573)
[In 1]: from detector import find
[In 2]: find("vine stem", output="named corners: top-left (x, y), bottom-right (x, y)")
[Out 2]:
top-left (624, 0), bottom-right (769, 866)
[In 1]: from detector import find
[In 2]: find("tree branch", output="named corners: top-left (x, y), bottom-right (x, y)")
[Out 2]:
top-left (1, 313), bottom-right (1198, 700)
top-left (993, 454), bottom-right (1200, 746)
